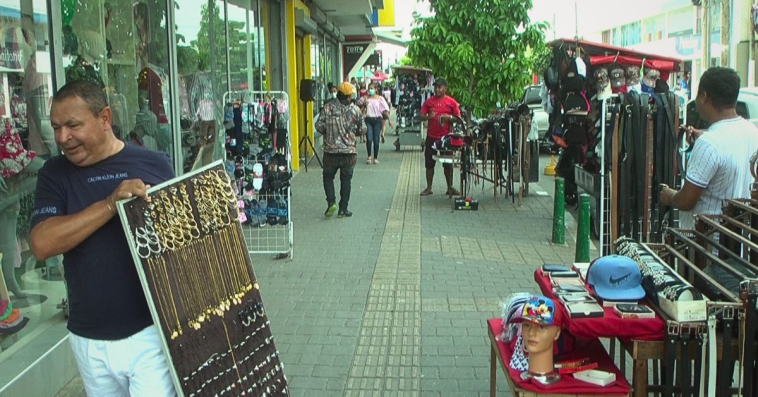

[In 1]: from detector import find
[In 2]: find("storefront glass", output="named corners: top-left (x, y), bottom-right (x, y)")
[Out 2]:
top-left (0, 0), bottom-right (63, 353)
top-left (175, 0), bottom-right (227, 172)
top-left (63, 0), bottom-right (175, 161)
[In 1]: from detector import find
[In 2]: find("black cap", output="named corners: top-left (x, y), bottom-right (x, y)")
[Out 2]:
top-left (433, 78), bottom-right (448, 87)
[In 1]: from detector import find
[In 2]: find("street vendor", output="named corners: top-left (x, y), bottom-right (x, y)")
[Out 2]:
top-left (660, 67), bottom-right (758, 228)
top-left (419, 78), bottom-right (461, 197)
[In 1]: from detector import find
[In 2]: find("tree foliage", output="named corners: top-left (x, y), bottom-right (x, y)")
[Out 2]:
top-left (408, 0), bottom-right (548, 116)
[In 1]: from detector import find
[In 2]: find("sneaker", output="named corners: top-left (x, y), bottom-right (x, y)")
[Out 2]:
top-left (338, 209), bottom-right (353, 218)
top-left (325, 203), bottom-right (338, 217)
top-left (366, 156), bottom-right (373, 164)
top-left (373, 159), bottom-right (380, 164)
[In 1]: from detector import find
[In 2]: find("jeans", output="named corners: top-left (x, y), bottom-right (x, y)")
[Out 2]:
top-left (323, 153), bottom-right (356, 211)
top-left (365, 117), bottom-right (383, 159)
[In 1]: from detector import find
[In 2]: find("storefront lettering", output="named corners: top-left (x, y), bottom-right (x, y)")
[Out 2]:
top-left (346, 46), bottom-right (365, 54)
top-left (0, 47), bottom-right (21, 68)
top-left (676, 35), bottom-right (701, 57)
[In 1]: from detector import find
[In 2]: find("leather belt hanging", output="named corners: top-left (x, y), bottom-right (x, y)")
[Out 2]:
top-left (680, 331), bottom-right (693, 397)
top-left (719, 313), bottom-right (735, 396)
top-left (742, 291), bottom-right (757, 396)
top-left (708, 315), bottom-right (717, 397)
top-left (664, 326), bottom-right (678, 397)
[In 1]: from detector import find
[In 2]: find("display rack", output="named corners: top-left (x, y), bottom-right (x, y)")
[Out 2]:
top-left (118, 162), bottom-right (289, 397)
top-left (222, 90), bottom-right (294, 257)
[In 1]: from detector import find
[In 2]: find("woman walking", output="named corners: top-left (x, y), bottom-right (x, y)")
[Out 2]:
top-left (359, 83), bottom-right (392, 164)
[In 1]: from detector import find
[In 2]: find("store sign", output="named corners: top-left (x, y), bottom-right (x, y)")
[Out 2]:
top-left (343, 43), bottom-right (369, 77)
top-left (676, 35), bottom-right (701, 57)
top-left (0, 47), bottom-right (22, 70)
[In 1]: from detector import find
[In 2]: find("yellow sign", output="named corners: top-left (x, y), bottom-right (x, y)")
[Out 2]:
top-left (377, 0), bottom-right (395, 27)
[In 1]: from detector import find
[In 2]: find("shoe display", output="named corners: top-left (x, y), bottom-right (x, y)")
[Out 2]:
top-left (325, 203), bottom-right (338, 217)
top-left (337, 209), bottom-right (353, 218)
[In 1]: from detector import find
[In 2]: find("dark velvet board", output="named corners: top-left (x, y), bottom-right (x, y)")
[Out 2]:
top-left (117, 160), bottom-right (289, 397)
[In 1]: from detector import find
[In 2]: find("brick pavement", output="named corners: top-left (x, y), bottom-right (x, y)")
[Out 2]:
top-left (55, 140), bottom-right (578, 397)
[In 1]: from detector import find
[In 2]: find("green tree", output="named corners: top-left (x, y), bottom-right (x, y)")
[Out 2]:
top-left (408, 0), bottom-right (548, 116)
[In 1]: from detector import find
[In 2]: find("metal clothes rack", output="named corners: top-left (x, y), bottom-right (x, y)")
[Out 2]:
top-left (222, 90), bottom-right (294, 257)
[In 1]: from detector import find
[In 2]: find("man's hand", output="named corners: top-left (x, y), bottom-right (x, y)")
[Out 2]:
top-left (685, 126), bottom-right (704, 144)
top-left (107, 179), bottom-right (151, 211)
top-left (427, 110), bottom-right (436, 120)
top-left (659, 184), bottom-right (677, 206)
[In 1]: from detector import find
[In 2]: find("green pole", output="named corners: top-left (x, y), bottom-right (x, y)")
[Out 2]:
top-left (576, 193), bottom-right (591, 262)
top-left (552, 178), bottom-right (565, 245)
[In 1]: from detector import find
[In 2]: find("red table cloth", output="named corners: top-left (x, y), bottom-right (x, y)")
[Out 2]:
top-left (489, 319), bottom-right (631, 395)
top-left (534, 269), bottom-right (665, 341)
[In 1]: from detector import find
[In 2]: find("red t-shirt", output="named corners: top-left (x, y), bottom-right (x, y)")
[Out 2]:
top-left (421, 95), bottom-right (461, 139)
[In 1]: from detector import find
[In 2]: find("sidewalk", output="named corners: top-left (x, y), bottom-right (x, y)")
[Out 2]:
top-left (56, 139), bottom-right (578, 397)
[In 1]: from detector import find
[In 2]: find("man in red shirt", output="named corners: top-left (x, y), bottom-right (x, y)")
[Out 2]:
top-left (419, 78), bottom-right (461, 196)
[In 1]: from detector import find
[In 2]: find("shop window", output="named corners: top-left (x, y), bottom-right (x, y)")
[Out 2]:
top-left (0, 0), bottom-right (63, 354)
top-left (175, 0), bottom-right (228, 173)
top-left (227, 0), bottom-right (266, 93)
top-left (62, 0), bottom-right (175, 162)
top-left (620, 22), bottom-right (641, 47)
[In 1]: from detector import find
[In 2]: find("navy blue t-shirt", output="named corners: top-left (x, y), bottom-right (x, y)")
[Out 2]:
top-left (31, 144), bottom-right (174, 340)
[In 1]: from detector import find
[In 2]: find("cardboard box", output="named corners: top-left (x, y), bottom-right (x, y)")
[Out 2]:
top-left (657, 293), bottom-right (708, 322)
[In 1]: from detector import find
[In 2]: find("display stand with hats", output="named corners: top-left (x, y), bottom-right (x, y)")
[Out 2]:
top-left (543, 39), bottom-right (684, 254)
top-left (222, 90), bottom-right (294, 258)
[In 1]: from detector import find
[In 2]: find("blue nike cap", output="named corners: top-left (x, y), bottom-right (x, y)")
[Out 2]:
top-left (587, 255), bottom-right (645, 301)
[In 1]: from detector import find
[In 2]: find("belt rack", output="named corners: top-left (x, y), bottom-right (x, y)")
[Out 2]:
top-left (614, 235), bottom-right (756, 396)
top-left (655, 199), bottom-right (758, 396)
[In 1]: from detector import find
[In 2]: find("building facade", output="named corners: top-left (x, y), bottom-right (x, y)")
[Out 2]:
top-left (594, 0), bottom-right (755, 93)
top-left (0, 1), bottom-right (386, 395)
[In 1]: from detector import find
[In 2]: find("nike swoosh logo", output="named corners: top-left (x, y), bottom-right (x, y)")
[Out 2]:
top-left (609, 273), bottom-right (632, 286)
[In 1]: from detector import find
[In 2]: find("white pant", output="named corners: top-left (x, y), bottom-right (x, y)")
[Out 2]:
top-left (69, 325), bottom-right (177, 397)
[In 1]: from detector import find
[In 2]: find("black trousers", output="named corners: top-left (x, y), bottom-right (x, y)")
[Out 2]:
top-left (323, 153), bottom-right (356, 210)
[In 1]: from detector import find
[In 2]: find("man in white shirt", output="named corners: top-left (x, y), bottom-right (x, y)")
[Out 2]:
top-left (660, 67), bottom-right (758, 229)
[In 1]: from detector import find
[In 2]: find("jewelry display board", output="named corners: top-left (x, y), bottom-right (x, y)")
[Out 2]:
top-left (222, 91), bottom-right (293, 257)
top-left (118, 161), bottom-right (289, 397)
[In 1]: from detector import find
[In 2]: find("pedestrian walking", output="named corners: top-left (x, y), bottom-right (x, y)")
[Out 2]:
top-left (358, 83), bottom-right (392, 164)
top-left (315, 82), bottom-right (366, 218)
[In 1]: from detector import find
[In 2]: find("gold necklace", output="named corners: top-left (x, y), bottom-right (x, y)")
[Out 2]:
top-left (148, 256), bottom-right (182, 339)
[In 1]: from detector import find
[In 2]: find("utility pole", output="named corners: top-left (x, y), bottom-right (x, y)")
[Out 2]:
top-left (702, 0), bottom-right (711, 69)
top-left (720, 0), bottom-right (730, 67)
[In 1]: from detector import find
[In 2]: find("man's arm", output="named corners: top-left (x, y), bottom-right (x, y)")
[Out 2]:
top-left (659, 139), bottom-right (715, 212)
top-left (31, 179), bottom-right (150, 260)
top-left (660, 181), bottom-right (705, 211)
top-left (419, 99), bottom-right (435, 122)
top-left (315, 104), bottom-right (327, 134)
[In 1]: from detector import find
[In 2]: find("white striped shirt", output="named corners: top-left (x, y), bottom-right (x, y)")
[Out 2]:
top-left (680, 117), bottom-right (758, 229)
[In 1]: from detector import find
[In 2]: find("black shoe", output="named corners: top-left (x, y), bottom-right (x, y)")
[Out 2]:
top-left (337, 209), bottom-right (353, 218)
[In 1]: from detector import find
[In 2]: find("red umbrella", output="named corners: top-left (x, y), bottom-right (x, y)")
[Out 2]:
top-left (371, 71), bottom-right (389, 82)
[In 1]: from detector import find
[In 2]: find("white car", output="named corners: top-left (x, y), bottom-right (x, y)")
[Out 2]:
top-left (521, 85), bottom-right (549, 133)
top-left (686, 87), bottom-right (758, 129)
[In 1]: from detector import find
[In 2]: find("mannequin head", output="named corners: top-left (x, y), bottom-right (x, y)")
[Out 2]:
top-left (514, 296), bottom-right (563, 375)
